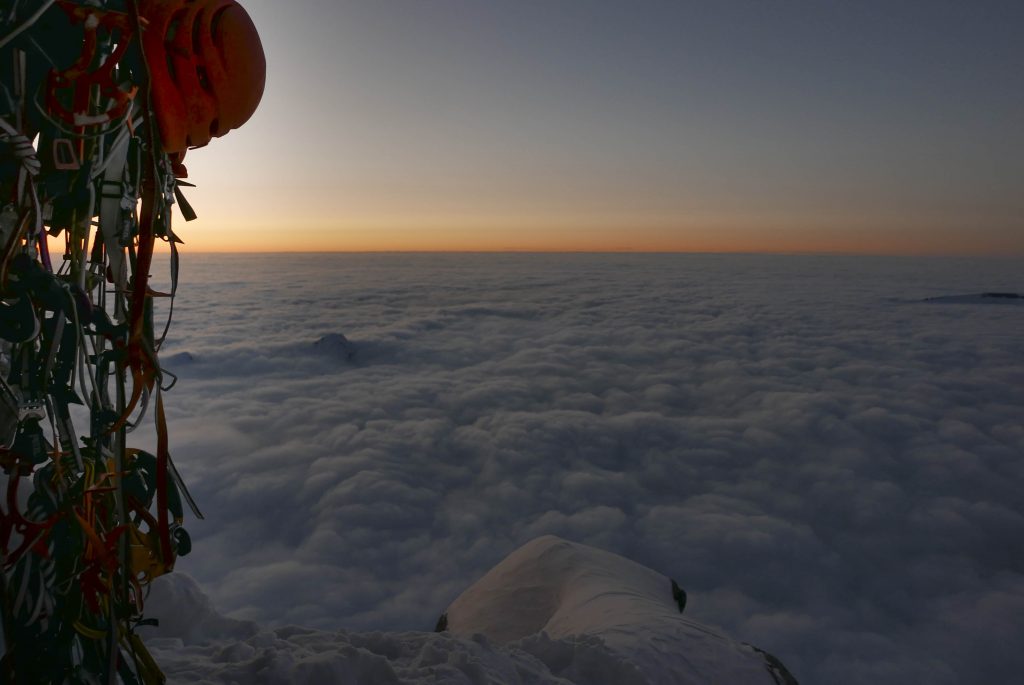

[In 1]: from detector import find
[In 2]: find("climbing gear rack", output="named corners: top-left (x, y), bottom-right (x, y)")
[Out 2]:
top-left (0, 1), bottom-right (264, 682)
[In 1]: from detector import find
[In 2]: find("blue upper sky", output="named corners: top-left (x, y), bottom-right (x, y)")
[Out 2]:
top-left (183, 0), bottom-right (1024, 253)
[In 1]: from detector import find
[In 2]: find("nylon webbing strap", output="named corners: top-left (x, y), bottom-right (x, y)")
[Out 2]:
top-left (98, 128), bottom-right (130, 290)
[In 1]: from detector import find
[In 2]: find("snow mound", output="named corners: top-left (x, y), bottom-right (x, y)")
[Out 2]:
top-left (143, 537), bottom-right (796, 684)
top-left (446, 535), bottom-right (793, 684)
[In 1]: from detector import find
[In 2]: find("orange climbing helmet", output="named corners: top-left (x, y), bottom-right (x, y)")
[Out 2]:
top-left (138, 0), bottom-right (265, 153)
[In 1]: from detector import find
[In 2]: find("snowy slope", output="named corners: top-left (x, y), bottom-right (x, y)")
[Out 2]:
top-left (144, 536), bottom-right (795, 684)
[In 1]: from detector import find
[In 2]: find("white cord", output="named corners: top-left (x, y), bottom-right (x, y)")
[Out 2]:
top-left (0, 0), bottom-right (58, 50)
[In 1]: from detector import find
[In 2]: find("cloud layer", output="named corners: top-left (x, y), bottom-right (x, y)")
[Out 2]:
top-left (142, 253), bottom-right (1023, 684)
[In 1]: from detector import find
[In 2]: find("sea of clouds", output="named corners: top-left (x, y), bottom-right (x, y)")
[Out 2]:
top-left (141, 253), bottom-right (1022, 684)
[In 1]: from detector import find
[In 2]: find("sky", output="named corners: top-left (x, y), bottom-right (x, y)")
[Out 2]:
top-left (176, 1), bottom-right (1024, 254)
top-left (139, 253), bottom-right (1024, 684)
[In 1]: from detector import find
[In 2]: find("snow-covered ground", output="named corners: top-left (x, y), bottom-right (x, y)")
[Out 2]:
top-left (139, 253), bottom-right (1023, 683)
top-left (145, 536), bottom-right (793, 684)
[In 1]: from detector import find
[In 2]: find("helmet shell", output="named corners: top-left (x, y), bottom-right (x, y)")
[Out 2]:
top-left (139, 0), bottom-right (265, 153)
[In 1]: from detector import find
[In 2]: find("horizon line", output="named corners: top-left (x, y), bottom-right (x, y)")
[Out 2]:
top-left (164, 248), bottom-right (1024, 258)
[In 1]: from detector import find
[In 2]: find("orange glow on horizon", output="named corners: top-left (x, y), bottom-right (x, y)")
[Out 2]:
top-left (164, 213), bottom-right (1024, 257)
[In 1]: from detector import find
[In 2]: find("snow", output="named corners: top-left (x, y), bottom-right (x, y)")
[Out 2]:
top-left (447, 535), bottom-right (788, 684)
top-left (144, 536), bottom-right (790, 684)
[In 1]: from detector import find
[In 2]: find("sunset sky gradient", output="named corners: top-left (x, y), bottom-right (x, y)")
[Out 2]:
top-left (175, 1), bottom-right (1023, 254)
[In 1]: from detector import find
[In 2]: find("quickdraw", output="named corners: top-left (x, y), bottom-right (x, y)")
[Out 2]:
top-left (0, 1), bottom-right (264, 682)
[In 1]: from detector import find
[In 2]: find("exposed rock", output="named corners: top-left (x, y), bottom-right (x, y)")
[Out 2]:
top-left (313, 333), bottom-right (357, 359)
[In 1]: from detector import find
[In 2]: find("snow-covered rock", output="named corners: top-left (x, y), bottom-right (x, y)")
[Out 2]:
top-left (144, 536), bottom-right (796, 684)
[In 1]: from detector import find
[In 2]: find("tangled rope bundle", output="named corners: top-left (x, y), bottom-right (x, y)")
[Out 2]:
top-left (0, 1), bottom-right (264, 681)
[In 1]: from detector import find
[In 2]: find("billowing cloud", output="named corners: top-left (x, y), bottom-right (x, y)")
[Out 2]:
top-left (135, 253), bottom-right (1024, 684)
